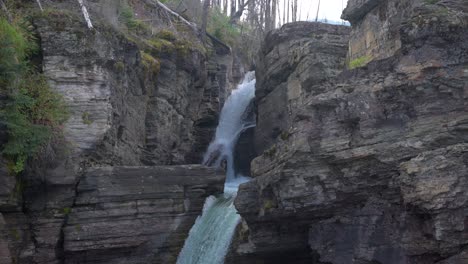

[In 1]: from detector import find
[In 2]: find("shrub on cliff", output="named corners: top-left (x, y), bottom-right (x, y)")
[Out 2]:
top-left (207, 8), bottom-right (240, 46)
top-left (0, 17), bottom-right (68, 174)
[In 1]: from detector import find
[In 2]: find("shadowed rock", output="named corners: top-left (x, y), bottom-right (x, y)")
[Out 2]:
top-left (230, 1), bottom-right (468, 263)
top-left (63, 165), bottom-right (225, 264)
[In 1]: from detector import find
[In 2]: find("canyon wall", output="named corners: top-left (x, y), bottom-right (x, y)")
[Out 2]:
top-left (0, 0), bottom-right (234, 263)
top-left (232, 0), bottom-right (468, 263)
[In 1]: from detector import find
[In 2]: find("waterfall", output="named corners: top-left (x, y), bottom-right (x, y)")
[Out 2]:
top-left (202, 71), bottom-right (256, 181)
top-left (176, 72), bottom-right (256, 264)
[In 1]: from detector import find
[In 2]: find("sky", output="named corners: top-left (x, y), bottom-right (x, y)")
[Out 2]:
top-left (279, 0), bottom-right (349, 23)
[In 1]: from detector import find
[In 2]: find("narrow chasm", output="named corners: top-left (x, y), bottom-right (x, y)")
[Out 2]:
top-left (1, 0), bottom-right (467, 264)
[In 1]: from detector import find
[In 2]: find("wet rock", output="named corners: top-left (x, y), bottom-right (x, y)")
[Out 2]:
top-left (234, 127), bottom-right (256, 177)
top-left (0, 214), bottom-right (13, 264)
top-left (233, 2), bottom-right (468, 263)
top-left (0, 0), bottom-right (239, 263)
top-left (63, 165), bottom-right (224, 264)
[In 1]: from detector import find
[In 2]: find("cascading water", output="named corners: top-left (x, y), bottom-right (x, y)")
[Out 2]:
top-left (176, 72), bottom-right (256, 264)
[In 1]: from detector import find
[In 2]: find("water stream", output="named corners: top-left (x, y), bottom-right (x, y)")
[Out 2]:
top-left (176, 72), bottom-right (256, 264)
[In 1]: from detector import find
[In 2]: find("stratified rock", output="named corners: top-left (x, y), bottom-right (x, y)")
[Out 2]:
top-left (341, 0), bottom-right (385, 24)
top-left (0, 214), bottom-right (12, 264)
top-left (63, 165), bottom-right (224, 264)
top-left (0, 0), bottom-right (239, 263)
top-left (0, 160), bottom-right (18, 212)
top-left (0, 93), bottom-right (18, 212)
top-left (344, 0), bottom-right (468, 62)
top-left (254, 21), bottom-right (351, 154)
top-left (233, 1), bottom-right (468, 263)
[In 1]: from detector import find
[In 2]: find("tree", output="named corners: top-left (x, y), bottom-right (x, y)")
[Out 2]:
top-left (229, 0), bottom-right (252, 24)
top-left (201, 0), bottom-right (210, 41)
top-left (271, 0), bottom-right (276, 29)
top-left (265, 0), bottom-right (271, 31)
top-left (315, 0), bottom-right (321, 22)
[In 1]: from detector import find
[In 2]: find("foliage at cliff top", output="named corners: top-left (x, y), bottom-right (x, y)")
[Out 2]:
top-left (348, 55), bottom-right (371, 70)
top-left (0, 17), bottom-right (68, 174)
top-left (207, 7), bottom-right (241, 47)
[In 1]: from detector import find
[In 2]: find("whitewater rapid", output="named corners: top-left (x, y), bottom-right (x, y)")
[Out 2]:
top-left (176, 72), bottom-right (256, 264)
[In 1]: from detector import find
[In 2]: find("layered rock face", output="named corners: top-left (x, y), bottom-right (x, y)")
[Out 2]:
top-left (63, 166), bottom-right (224, 264)
top-left (0, 1), bottom-right (235, 263)
top-left (233, 1), bottom-right (468, 263)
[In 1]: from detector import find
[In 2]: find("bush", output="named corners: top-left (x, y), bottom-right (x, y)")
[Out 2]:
top-left (145, 38), bottom-right (175, 54)
top-left (155, 29), bottom-right (177, 42)
top-left (140, 51), bottom-right (160, 76)
top-left (0, 18), bottom-right (68, 174)
top-left (118, 5), bottom-right (150, 35)
top-left (0, 18), bottom-right (37, 91)
top-left (207, 8), bottom-right (240, 46)
top-left (2, 74), bottom-right (67, 173)
top-left (348, 56), bottom-right (371, 70)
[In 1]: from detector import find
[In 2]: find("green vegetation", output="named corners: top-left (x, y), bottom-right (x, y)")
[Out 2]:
top-left (280, 131), bottom-right (290, 141)
top-left (114, 0), bottom-right (208, 71)
top-left (155, 29), bottom-right (177, 42)
top-left (424, 0), bottom-right (440, 4)
top-left (61, 207), bottom-right (72, 215)
top-left (10, 229), bottom-right (20, 241)
top-left (207, 8), bottom-right (240, 46)
top-left (81, 112), bottom-right (93, 125)
top-left (10, 179), bottom-right (25, 199)
top-left (0, 17), bottom-right (68, 174)
top-left (145, 37), bottom-right (175, 54)
top-left (140, 51), bottom-right (161, 76)
top-left (114, 61), bottom-right (125, 72)
top-left (118, 4), bottom-right (150, 35)
top-left (263, 199), bottom-right (276, 210)
top-left (348, 56), bottom-right (371, 70)
top-left (0, 18), bottom-right (36, 89)
top-left (264, 145), bottom-right (277, 158)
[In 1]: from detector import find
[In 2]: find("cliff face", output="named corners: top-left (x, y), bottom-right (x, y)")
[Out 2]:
top-left (64, 166), bottom-right (224, 264)
top-left (0, 1), bottom-right (234, 263)
top-left (232, 0), bottom-right (468, 263)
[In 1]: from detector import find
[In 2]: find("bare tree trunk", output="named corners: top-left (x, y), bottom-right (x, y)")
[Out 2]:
top-left (282, 0), bottom-right (286, 24)
top-left (223, 0), bottom-right (228, 14)
top-left (278, 0), bottom-right (282, 27)
top-left (77, 0), bottom-right (93, 29)
top-left (36, 0), bottom-right (44, 11)
top-left (294, 0), bottom-right (298, 21)
top-left (265, 0), bottom-right (271, 31)
top-left (248, 0), bottom-right (255, 25)
top-left (315, 0), bottom-right (321, 22)
top-left (260, 0), bottom-right (264, 30)
top-left (271, 0), bottom-right (276, 29)
top-left (201, 0), bottom-right (210, 42)
top-left (230, 0), bottom-right (236, 16)
top-left (286, 0), bottom-right (289, 23)
top-left (291, 0), bottom-right (294, 22)
top-left (296, 0), bottom-right (302, 21)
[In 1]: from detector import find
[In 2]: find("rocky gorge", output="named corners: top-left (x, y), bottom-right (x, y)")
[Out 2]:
top-left (0, 0), bottom-right (467, 264)
top-left (229, 0), bottom-right (468, 263)
top-left (0, 0), bottom-right (232, 263)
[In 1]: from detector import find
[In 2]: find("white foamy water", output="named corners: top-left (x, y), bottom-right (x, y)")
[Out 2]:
top-left (202, 71), bottom-right (256, 181)
top-left (177, 73), bottom-right (256, 264)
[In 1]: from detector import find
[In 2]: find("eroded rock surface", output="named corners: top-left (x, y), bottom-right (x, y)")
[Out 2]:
top-left (0, 0), bottom-right (237, 263)
top-left (63, 166), bottom-right (224, 264)
top-left (232, 1), bottom-right (468, 263)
